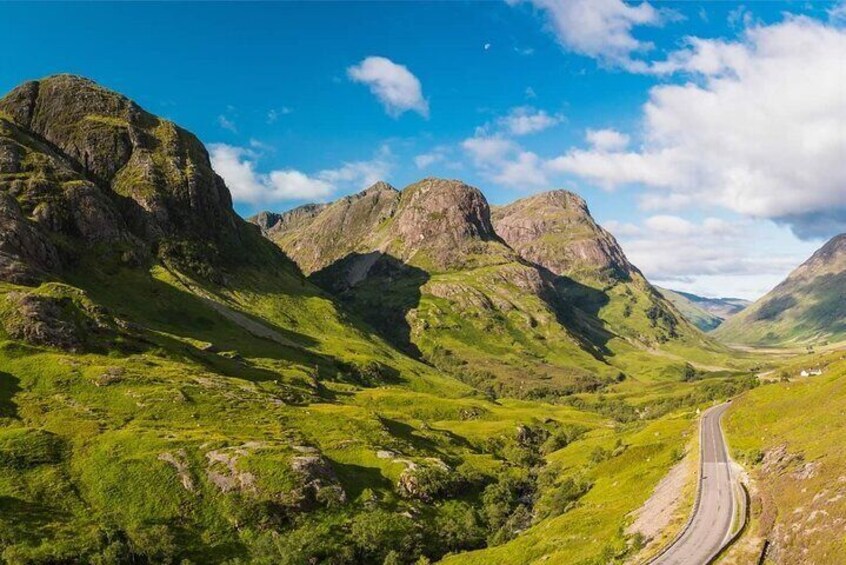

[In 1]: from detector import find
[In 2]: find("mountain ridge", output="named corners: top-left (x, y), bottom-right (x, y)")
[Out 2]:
top-left (715, 233), bottom-right (846, 345)
top-left (656, 287), bottom-right (750, 332)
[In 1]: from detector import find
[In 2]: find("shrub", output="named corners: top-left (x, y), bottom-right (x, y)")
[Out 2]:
top-left (434, 501), bottom-right (486, 553)
top-left (350, 509), bottom-right (418, 563)
top-left (534, 476), bottom-right (592, 520)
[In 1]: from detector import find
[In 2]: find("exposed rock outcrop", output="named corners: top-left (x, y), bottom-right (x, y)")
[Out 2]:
top-left (0, 74), bottom-right (280, 283)
top-left (492, 190), bottom-right (635, 281)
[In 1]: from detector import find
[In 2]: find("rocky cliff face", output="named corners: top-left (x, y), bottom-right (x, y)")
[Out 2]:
top-left (492, 190), bottom-right (635, 282)
top-left (258, 181), bottom-right (398, 274)
top-left (258, 177), bottom-right (518, 276)
top-left (491, 190), bottom-right (698, 345)
top-left (715, 233), bottom-right (846, 345)
top-left (0, 74), bottom-right (269, 283)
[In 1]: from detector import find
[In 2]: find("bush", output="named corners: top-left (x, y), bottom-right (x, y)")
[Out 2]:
top-left (534, 476), bottom-right (592, 520)
top-left (350, 509), bottom-right (418, 563)
top-left (397, 462), bottom-right (461, 502)
top-left (434, 501), bottom-right (486, 553)
top-left (540, 423), bottom-right (588, 454)
top-left (681, 363), bottom-right (699, 382)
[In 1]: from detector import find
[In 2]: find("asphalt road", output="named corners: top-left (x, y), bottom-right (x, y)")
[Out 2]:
top-left (652, 402), bottom-right (737, 565)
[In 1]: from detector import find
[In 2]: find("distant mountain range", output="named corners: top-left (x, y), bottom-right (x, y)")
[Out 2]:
top-left (715, 233), bottom-right (846, 345)
top-left (656, 288), bottom-right (751, 332)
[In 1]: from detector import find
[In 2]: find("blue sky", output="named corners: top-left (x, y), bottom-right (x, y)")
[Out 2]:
top-left (2, 1), bottom-right (845, 299)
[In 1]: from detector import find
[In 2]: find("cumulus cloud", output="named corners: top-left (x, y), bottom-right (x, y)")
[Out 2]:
top-left (493, 151), bottom-right (549, 188)
top-left (830, 1), bottom-right (846, 23)
top-left (210, 144), bottom-right (391, 204)
top-left (512, 0), bottom-right (665, 70)
top-left (497, 106), bottom-right (562, 136)
top-left (414, 146), bottom-right (452, 169)
top-left (347, 56), bottom-right (429, 118)
top-left (462, 134), bottom-right (518, 165)
top-left (550, 17), bottom-right (846, 239)
top-left (612, 215), bottom-right (814, 298)
top-left (585, 128), bottom-right (630, 151)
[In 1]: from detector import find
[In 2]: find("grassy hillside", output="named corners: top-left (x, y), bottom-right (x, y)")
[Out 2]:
top-left (0, 263), bottom-right (760, 564)
top-left (0, 75), bottom-right (765, 564)
top-left (724, 349), bottom-right (846, 563)
top-left (656, 287), bottom-right (727, 332)
top-left (715, 234), bottom-right (846, 346)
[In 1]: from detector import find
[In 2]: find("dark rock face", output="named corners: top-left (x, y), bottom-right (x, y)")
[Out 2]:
top-left (0, 74), bottom-right (286, 284)
top-left (0, 193), bottom-right (60, 284)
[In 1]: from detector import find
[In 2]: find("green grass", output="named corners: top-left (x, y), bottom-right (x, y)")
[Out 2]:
top-left (724, 349), bottom-right (846, 564)
top-left (0, 253), bottom-right (763, 563)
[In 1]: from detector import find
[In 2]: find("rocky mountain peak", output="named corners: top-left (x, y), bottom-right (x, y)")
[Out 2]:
top-left (492, 189), bottom-right (635, 281)
top-left (361, 180), bottom-right (397, 195)
top-left (394, 178), bottom-right (498, 243)
top-left (792, 233), bottom-right (846, 279)
top-left (0, 75), bottom-right (273, 283)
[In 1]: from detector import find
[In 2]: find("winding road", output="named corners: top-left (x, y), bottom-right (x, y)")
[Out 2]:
top-left (651, 402), bottom-right (739, 565)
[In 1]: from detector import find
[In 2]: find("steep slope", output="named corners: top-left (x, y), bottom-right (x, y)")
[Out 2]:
top-left (715, 234), bottom-right (846, 345)
top-left (0, 76), bottom-right (761, 565)
top-left (0, 75), bottom-right (283, 284)
top-left (259, 179), bottom-right (622, 397)
top-left (492, 191), bottom-right (706, 349)
top-left (0, 76), bottom-right (526, 563)
top-left (656, 288), bottom-right (749, 332)
top-left (724, 350), bottom-right (846, 564)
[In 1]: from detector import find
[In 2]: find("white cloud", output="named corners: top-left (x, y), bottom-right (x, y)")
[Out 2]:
top-left (217, 115), bottom-right (237, 133)
top-left (210, 144), bottom-right (391, 204)
top-left (266, 107), bottom-right (292, 124)
top-left (585, 128), bottom-right (630, 151)
top-left (613, 216), bottom-right (816, 299)
top-left (513, 0), bottom-right (665, 70)
top-left (414, 153), bottom-right (439, 169)
top-left (550, 17), bottom-right (846, 239)
top-left (497, 106), bottom-right (562, 136)
top-left (462, 135), bottom-right (518, 165)
top-left (347, 56), bottom-right (429, 118)
top-left (493, 151), bottom-right (549, 188)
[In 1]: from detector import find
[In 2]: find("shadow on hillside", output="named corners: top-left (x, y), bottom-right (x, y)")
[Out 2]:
top-left (311, 252), bottom-right (429, 357)
top-left (69, 267), bottom-right (353, 384)
top-left (0, 372), bottom-right (21, 419)
top-left (799, 272), bottom-right (846, 336)
top-left (379, 416), bottom-right (442, 454)
top-left (535, 266), bottom-right (615, 359)
top-left (331, 461), bottom-right (393, 500)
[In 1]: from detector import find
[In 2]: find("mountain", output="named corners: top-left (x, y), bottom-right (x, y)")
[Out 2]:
top-left (0, 76), bottom-right (513, 562)
top-left (0, 75), bottom-right (289, 286)
top-left (258, 178), bottom-right (622, 398)
top-left (491, 190), bottom-right (636, 282)
top-left (258, 185), bottom-right (723, 396)
top-left (491, 191), bottom-right (706, 349)
top-left (715, 233), bottom-right (846, 345)
top-left (656, 287), bottom-right (750, 332)
top-left (0, 76), bottom-right (755, 565)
